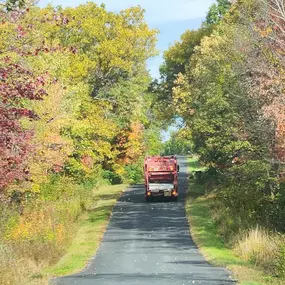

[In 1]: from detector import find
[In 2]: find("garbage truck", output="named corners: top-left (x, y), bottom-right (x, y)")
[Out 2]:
top-left (144, 156), bottom-right (179, 202)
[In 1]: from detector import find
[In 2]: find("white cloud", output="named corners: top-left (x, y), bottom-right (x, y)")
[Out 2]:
top-left (38, 0), bottom-right (216, 23)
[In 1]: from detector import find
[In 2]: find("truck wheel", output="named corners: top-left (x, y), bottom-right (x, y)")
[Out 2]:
top-left (146, 197), bottom-right (151, 202)
top-left (172, 196), bottom-right (178, 202)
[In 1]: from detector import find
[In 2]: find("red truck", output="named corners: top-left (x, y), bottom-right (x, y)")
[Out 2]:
top-left (144, 156), bottom-right (179, 202)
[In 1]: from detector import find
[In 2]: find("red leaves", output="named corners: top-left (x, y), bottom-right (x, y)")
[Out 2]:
top-left (0, 60), bottom-right (46, 191)
top-left (0, 63), bottom-right (47, 102)
top-left (17, 25), bottom-right (23, 31)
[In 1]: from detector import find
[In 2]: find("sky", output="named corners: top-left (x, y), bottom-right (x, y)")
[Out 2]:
top-left (38, 0), bottom-right (216, 79)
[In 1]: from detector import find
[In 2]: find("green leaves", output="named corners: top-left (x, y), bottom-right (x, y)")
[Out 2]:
top-left (2, 0), bottom-right (26, 11)
top-left (160, 0), bottom-right (285, 232)
top-left (206, 0), bottom-right (232, 25)
top-left (0, 2), bottom-right (161, 191)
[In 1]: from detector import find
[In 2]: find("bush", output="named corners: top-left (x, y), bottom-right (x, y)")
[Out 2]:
top-left (0, 175), bottom-right (95, 285)
top-left (123, 162), bottom-right (143, 184)
top-left (102, 170), bottom-right (122, 185)
top-left (0, 230), bottom-right (49, 285)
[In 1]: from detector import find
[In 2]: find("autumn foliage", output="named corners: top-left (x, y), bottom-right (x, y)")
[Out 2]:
top-left (0, 2), bottom-right (162, 284)
top-left (162, 0), bottom-right (285, 235)
top-left (0, 61), bottom-right (46, 189)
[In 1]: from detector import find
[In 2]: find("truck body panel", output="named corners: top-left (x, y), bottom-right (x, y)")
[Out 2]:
top-left (144, 156), bottom-right (179, 201)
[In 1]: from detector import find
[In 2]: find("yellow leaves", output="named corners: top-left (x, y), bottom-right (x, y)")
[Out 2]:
top-left (67, 53), bottom-right (95, 81)
top-left (194, 34), bottom-right (225, 61)
top-left (63, 3), bottom-right (157, 73)
top-left (74, 101), bottom-right (118, 140)
top-left (113, 164), bottom-right (126, 177)
top-left (93, 140), bottom-right (116, 161)
top-left (0, 21), bottom-right (15, 52)
top-left (255, 26), bottom-right (273, 38)
top-left (172, 73), bottom-right (191, 116)
top-left (5, 209), bottom-right (64, 243)
top-left (114, 122), bottom-right (144, 166)
top-left (31, 184), bottom-right (41, 193)
top-left (22, 82), bottom-right (74, 187)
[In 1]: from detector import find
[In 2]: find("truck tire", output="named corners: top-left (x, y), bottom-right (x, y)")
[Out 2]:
top-left (146, 197), bottom-right (151, 202)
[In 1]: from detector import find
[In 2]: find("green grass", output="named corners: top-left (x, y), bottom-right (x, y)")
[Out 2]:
top-left (45, 184), bottom-right (127, 277)
top-left (188, 156), bottom-right (206, 172)
top-left (186, 157), bottom-right (283, 285)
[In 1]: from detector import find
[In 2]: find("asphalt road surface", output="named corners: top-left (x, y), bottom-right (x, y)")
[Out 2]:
top-left (54, 156), bottom-right (235, 285)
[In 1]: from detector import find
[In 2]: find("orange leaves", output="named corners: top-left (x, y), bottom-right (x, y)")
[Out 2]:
top-left (116, 122), bottom-right (144, 165)
top-left (257, 26), bottom-right (273, 38)
top-left (126, 122), bottom-right (144, 163)
top-left (81, 155), bottom-right (94, 169)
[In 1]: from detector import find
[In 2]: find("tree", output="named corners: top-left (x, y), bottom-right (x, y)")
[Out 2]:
top-left (163, 129), bottom-right (192, 155)
top-left (150, 26), bottom-right (213, 122)
top-left (18, 4), bottom-right (159, 184)
top-left (0, 2), bottom-right (160, 191)
top-left (167, 0), bottom-right (285, 230)
top-left (206, 0), bottom-right (232, 25)
top-left (161, 27), bottom-right (213, 87)
top-left (0, 60), bottom-right (46, 191)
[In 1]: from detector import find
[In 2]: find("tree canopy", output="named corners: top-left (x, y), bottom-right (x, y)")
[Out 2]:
top-left (162, 0), bottom-right (285, 232)
top-left (0, 2), bottom-right (162, 193)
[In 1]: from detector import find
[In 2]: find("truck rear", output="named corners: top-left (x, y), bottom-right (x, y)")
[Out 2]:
top-left (144, 156), bottom-right (179, 202)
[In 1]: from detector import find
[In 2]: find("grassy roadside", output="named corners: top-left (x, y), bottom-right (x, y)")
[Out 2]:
top-left (185, 157), bottom-right (282, 285)
top-left (43, 184), bottom-right (127, 279)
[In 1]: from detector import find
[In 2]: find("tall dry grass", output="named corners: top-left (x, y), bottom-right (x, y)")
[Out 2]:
top-left (0, 201), bottom-right (69, 285)
top-left (0, 241), bottom-right (49, 285)
top-left (234, 227), bottom-right (285, 275)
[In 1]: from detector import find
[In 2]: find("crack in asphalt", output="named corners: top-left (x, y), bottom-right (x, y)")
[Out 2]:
top-left (53, 156), bottom-right (235, 285)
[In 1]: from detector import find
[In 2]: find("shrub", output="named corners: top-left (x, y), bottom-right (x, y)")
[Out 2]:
top-left (0, 175), bottom-right (95, 285)
top-left (102, 169), bottom-right (122, 185)
top-left (0, 240), bottom-right (49, 285)
top-left (123, 162), bottom-right (143, 184)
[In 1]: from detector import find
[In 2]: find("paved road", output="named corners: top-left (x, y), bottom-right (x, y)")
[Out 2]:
top-left (54, 156), bottom-right (235, 285)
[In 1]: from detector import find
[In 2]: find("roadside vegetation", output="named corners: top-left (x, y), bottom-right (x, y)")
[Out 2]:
top-left (187, 158), bottom-right (285, 285)
top-left (46, 184), bottom-right (126, 277)
top-left (2, 0), bottom-right (285, 284)
top-left (157, 0), bottom-right (285, 283)
top-left (0, 1), bottom-right (164, 284)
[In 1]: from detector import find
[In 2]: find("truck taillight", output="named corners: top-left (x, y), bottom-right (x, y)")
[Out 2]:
top-left (168, 166), bottom-right (174, 171)
top-left (147, 191), bottom-right (151, 196)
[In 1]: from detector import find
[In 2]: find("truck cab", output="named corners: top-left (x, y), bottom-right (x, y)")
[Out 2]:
top-left (144, 156), bottom-right (179, 202)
